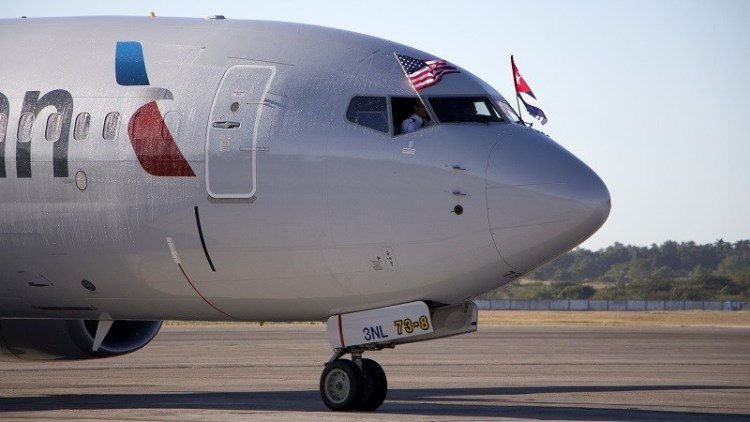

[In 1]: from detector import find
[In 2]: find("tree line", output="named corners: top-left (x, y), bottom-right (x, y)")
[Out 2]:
top-left (484, 240), bottom-right (750, 301)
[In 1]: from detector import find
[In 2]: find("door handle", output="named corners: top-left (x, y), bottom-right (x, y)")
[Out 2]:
top-left (212, 121), bottom-right (240, 129)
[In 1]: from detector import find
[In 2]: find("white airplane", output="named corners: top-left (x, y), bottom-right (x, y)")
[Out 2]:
top-left (0, 16), bottom-right (610, 411)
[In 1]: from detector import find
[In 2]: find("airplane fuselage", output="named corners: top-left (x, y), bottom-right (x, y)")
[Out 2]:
top-left (0, 17), bottom-right (610, 322)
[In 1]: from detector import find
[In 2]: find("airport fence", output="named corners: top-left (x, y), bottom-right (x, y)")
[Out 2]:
top-left (474, 299), bottom-right (745, 311)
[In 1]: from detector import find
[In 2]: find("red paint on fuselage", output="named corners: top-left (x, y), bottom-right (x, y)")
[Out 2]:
top-left (127, 101), bottom-right (195, 176)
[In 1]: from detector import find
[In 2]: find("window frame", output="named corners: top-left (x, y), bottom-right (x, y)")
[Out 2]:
top-left (0, 114), bottom-right (7, 143)
top-left (17, 112), bottom-right (35, 143)
top-left (45, 112), bottom-right (63, 142)
top-left (73, 112), bottom-right (92, 141)
top-left (102, 111), bottom-right (121, 141)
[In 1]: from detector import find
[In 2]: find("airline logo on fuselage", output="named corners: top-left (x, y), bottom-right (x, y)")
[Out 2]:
top-left (116, 41), bottom-right (194, 177)
top-left (0, 41), bottom-right (195, 178)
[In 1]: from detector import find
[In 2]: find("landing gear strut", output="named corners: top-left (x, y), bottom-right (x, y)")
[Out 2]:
top-left (320, 347), bottom-right (388, 411)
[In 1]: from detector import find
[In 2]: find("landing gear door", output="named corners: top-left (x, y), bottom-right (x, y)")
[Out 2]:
top-left (206, 65), bottom-right (276, 199)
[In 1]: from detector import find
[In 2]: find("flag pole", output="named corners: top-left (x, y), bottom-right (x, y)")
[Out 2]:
top-left (393, 52), bottom-right (438, 124)
top-left (511, 55), bottom-right (527, 126)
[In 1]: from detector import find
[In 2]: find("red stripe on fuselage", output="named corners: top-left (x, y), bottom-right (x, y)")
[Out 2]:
top-left (177, 263), bottom-right (237, 320)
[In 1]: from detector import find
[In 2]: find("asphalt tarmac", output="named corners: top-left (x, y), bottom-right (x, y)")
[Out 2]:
top-left (1, 324), bottom-right (749, 421)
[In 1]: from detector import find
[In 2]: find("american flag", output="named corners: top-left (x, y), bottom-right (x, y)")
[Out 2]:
top-left (396, 54), bottom-right (459, 91)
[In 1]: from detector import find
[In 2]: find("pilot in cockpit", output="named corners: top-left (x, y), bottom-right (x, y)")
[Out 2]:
top-left (400, 100), bottom-right (432, 134)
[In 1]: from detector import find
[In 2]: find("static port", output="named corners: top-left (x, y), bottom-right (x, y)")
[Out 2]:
top-left (453, 205), bottom-right (464, 215)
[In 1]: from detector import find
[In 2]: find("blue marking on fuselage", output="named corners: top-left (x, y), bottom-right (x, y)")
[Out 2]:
top-left (115, 41), bottom-right (150, 86)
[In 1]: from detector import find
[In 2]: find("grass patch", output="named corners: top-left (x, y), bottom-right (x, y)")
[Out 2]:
top-left (478, 310), bottom-right (750, 327)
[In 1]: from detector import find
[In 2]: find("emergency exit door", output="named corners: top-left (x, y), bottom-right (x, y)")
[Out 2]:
top-left (206, 65), bottom-right (276, 198)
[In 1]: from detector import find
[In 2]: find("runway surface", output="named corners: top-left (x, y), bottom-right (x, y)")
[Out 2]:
top-left (1, 324), bottom-right (749, 421)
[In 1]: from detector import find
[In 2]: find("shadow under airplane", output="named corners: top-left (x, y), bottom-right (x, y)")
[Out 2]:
top-left (1, 384), bottom-right (749, 421)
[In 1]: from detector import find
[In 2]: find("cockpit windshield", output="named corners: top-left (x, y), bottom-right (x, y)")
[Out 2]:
top-left (494, 97), bottom-right (522, 124)
top-left (429, 97), bottom-right (505, 124)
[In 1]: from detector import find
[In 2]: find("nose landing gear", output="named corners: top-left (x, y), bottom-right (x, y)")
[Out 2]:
top-left (320, 348), bottom-right (388, 411)
top-left (319, 300), bottom-right (477, 411)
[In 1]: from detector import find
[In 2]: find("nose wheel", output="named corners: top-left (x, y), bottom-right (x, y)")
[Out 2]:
top-left (320, 352), bottom-right (387, 411)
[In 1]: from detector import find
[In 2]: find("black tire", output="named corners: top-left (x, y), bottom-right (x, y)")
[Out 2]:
top-left (356, 358), bottom-right (387, 411)
top-left (320, 359), bottom-right (366, 411)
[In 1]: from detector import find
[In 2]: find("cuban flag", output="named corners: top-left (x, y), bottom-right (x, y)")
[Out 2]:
top-left (511, 55), bottom-right (547, 125)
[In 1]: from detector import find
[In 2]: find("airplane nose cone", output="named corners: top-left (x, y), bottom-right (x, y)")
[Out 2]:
top-left (487, 130), bottom-right (610, 273)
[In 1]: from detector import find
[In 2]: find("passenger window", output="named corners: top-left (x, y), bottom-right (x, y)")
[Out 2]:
top-left (0, 114), bottom-right (7, 142)
top-left (161, 111), bottom-right (180, 140)
top-left (103, 112), bottom-right (121, 140)
top-left (346, 96), bottom-right (388, 133)
top-left (74, 112), bottom-right (91, 141)
top-left (45, 113), bottom-right (62, 142)
top-left (17, 113), bottom-right (34, 143)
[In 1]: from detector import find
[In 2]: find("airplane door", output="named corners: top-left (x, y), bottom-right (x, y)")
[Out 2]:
top-left (206, 65), bottom-right (276, 198)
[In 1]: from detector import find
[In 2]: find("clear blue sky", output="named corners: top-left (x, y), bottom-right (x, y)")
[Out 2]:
top-left (3, 1), bottom-right (749, 250)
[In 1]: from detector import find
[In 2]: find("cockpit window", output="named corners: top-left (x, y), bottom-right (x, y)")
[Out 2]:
top-left (428, 97), bottom-right (504, 124)
top-left (494, 97), bottom-right (522, 124)
top-left (391, 97), bottom-right (433, 135)
top-left (346, 96), bottom-right (388, 133)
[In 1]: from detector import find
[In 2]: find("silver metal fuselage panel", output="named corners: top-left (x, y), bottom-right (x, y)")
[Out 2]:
top-left (0, 17), bottom-right (610, 321)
